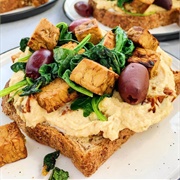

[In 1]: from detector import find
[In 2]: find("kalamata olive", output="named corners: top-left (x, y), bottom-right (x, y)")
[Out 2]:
top-left (68, 18), bottom-right (90, 33)
top-left (25, 49), bottom-right (54, 79)
top-left (153, 0), bottom-right (172, 10)
top-left (74, 1), bottom-right (93, 17)
top-left (118, 63), bottom-right (149, 105)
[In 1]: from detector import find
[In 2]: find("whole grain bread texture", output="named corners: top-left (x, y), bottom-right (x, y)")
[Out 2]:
top-left (1, 84), bottom-right (134, 177)
top-left (1, 69), bottom-right (180, 176)
top-left (88, 0), bottom-right (180, 30)
top-left (0, 0), bottom-right (48, 13)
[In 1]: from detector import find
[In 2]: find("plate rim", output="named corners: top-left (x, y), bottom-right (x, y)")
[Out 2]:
top-left (0, 0), bottom-right (58, 24)
top-left (63, 0), bottom-right (180, 42)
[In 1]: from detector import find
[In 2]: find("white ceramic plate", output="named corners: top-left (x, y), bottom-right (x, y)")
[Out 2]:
top-left (63, 0), bottom-right (180, 41)
top-left (0, 0), bottom-right (58, 23)
top-left (0, 48), bottom-right (180, 179)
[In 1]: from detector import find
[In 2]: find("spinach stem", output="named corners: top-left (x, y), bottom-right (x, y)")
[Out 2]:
top-left (74, 34), bottom-right (91, 53)
top-left (91, 97), bottom-right (107, 121)
top-left (62, 70), bottom-right (93, 97)
top-left (0, 80), bottom-right (27, 97)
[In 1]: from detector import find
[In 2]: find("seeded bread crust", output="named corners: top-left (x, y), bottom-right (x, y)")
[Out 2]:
top-left (1, 68), bottom-right (180, 176)
top-left (88, 0), bottom-right (180, 30)
top-left (1, 81), bottom-right (134, 177)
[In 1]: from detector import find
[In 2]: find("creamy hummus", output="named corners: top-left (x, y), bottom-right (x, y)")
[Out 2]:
top-left (93, 0), bottom-right (180, 14)
top-left (9, 47), bottom-right (177, 141)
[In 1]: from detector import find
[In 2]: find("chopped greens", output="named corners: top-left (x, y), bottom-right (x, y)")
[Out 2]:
top-left (49, 167), bottom-right (69, 180)
top-left (11, 62), bottom-right (26, 72)
top-left (0, 79), bottom-right (27, 97)
top-left (117, 0), bottom-right (133, 8)
top-left (0, 21), bottom-right (135, 121)
top-left (42, 150), bottom-right (60, 176)
top-left (71, 95), bottom-right (109, 121)
top-left (62, 70), bottom-right (93, 97)
top-left (20, 37), bottom-right (30, 52)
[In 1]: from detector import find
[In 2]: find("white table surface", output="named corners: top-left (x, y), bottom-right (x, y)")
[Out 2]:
top-left (0, 0), bottom-right (180, 60)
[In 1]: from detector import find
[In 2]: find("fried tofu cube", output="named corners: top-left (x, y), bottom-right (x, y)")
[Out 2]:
top-left (35, 78), bottom-right (78, 113)
top-left (124, 0), bottom-right (155, 13)
top-left (75, 19), bottom-right (103, 45)
top-left (127, 26), bottom-right (159, 51)
top-left (102, 31), bottom-right (116, 50)
top-left (61, 41), bottom-right (85, 54)
top-left (128, 47), bottom-right (160, 77)
top-left (28, 18), bottom-right (60, 51)
top-left (70, 58), bottom-right (119, 95)
top-left (0, 122), bottom-right (27, 167)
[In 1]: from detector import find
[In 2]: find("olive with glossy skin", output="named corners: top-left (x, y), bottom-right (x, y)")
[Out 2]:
top-left (25, 49), bottom-right (54, 79)
top-left (154, 0), bottom-right (172, 10)
top-left (68, 18), bottom-right (90, 33)
top-left (74, 1), bottom-right (93, 17)
top-left (118, 63), bottom-right (149, 105)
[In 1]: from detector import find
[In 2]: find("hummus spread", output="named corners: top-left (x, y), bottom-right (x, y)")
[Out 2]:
top-left (9, 47), bottom-right (176, 141)
top-left (93, 0), bottom-right (180, 14)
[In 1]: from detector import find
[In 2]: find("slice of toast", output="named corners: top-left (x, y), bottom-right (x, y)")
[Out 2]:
top-left (1, 86), bottom-right (134, 176)
top-left (1, 68), bottom-right (180, 176)
top-left (88, 0), bottom-right (180, 30)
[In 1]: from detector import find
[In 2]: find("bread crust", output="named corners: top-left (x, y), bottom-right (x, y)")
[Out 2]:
top-left (1, 81), bottom-right (134, 177)
top-left (1, 67), bottom-right (180, 176)
top-left (88, 0), bottom-right (180, 30)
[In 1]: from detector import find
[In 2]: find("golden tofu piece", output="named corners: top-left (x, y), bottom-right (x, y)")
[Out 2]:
top-left (124, 0), bottom-right (155, 13)
top-left (28, 18), bottom-right (60, 51)
top-left (127, 26), bottom-right (159, 51)
top-left (128, 47), bottom-right (160, 77)
top-left (35, 78), bottom-right (78, 113)
top-left (0, 122), bottom-right (27, 167)
top-left (102, 31), bottom-right (116, 50)
top-left (75, 19), bottom-right (103, 45)
top-left (70, 58), bottom-right (119, 95)
top-left (61, 41), bottom-right (85, 54)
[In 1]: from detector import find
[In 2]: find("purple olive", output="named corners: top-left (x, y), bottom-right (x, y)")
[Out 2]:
top-left (25, 49), bottom-right (54, 79)
top-left (153, 0), bottom-right (172, 10)
top-left (74, 1), bottom-right (93, 17)
top-left (118, 63), bottom-right (149, 105)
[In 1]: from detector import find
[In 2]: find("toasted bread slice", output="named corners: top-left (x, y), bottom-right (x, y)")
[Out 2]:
top-left (1, 87), bottom-right (134, 176)
top-left (1, 64), bottom-right (180, 176)
top-left (88, 0), bottom-right (180, 31)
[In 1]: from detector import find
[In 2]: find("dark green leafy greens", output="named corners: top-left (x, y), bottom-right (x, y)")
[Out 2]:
top-left (49, 167), bottom-right (69, 180)
top-left (0, 22), bottom-right (135, 121)
top-left (43, 150), bottom-right (60, 173)
top-left (11, 62), bottom-right (26, 72)
top-left (117, 0), bottom-right (133, 8)
top-left (20, 37), bottom-right (30, 52)
top-left (62, 69), bottom-right (93, 97)
top-left (71, 95), bottom-right (109, 121)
